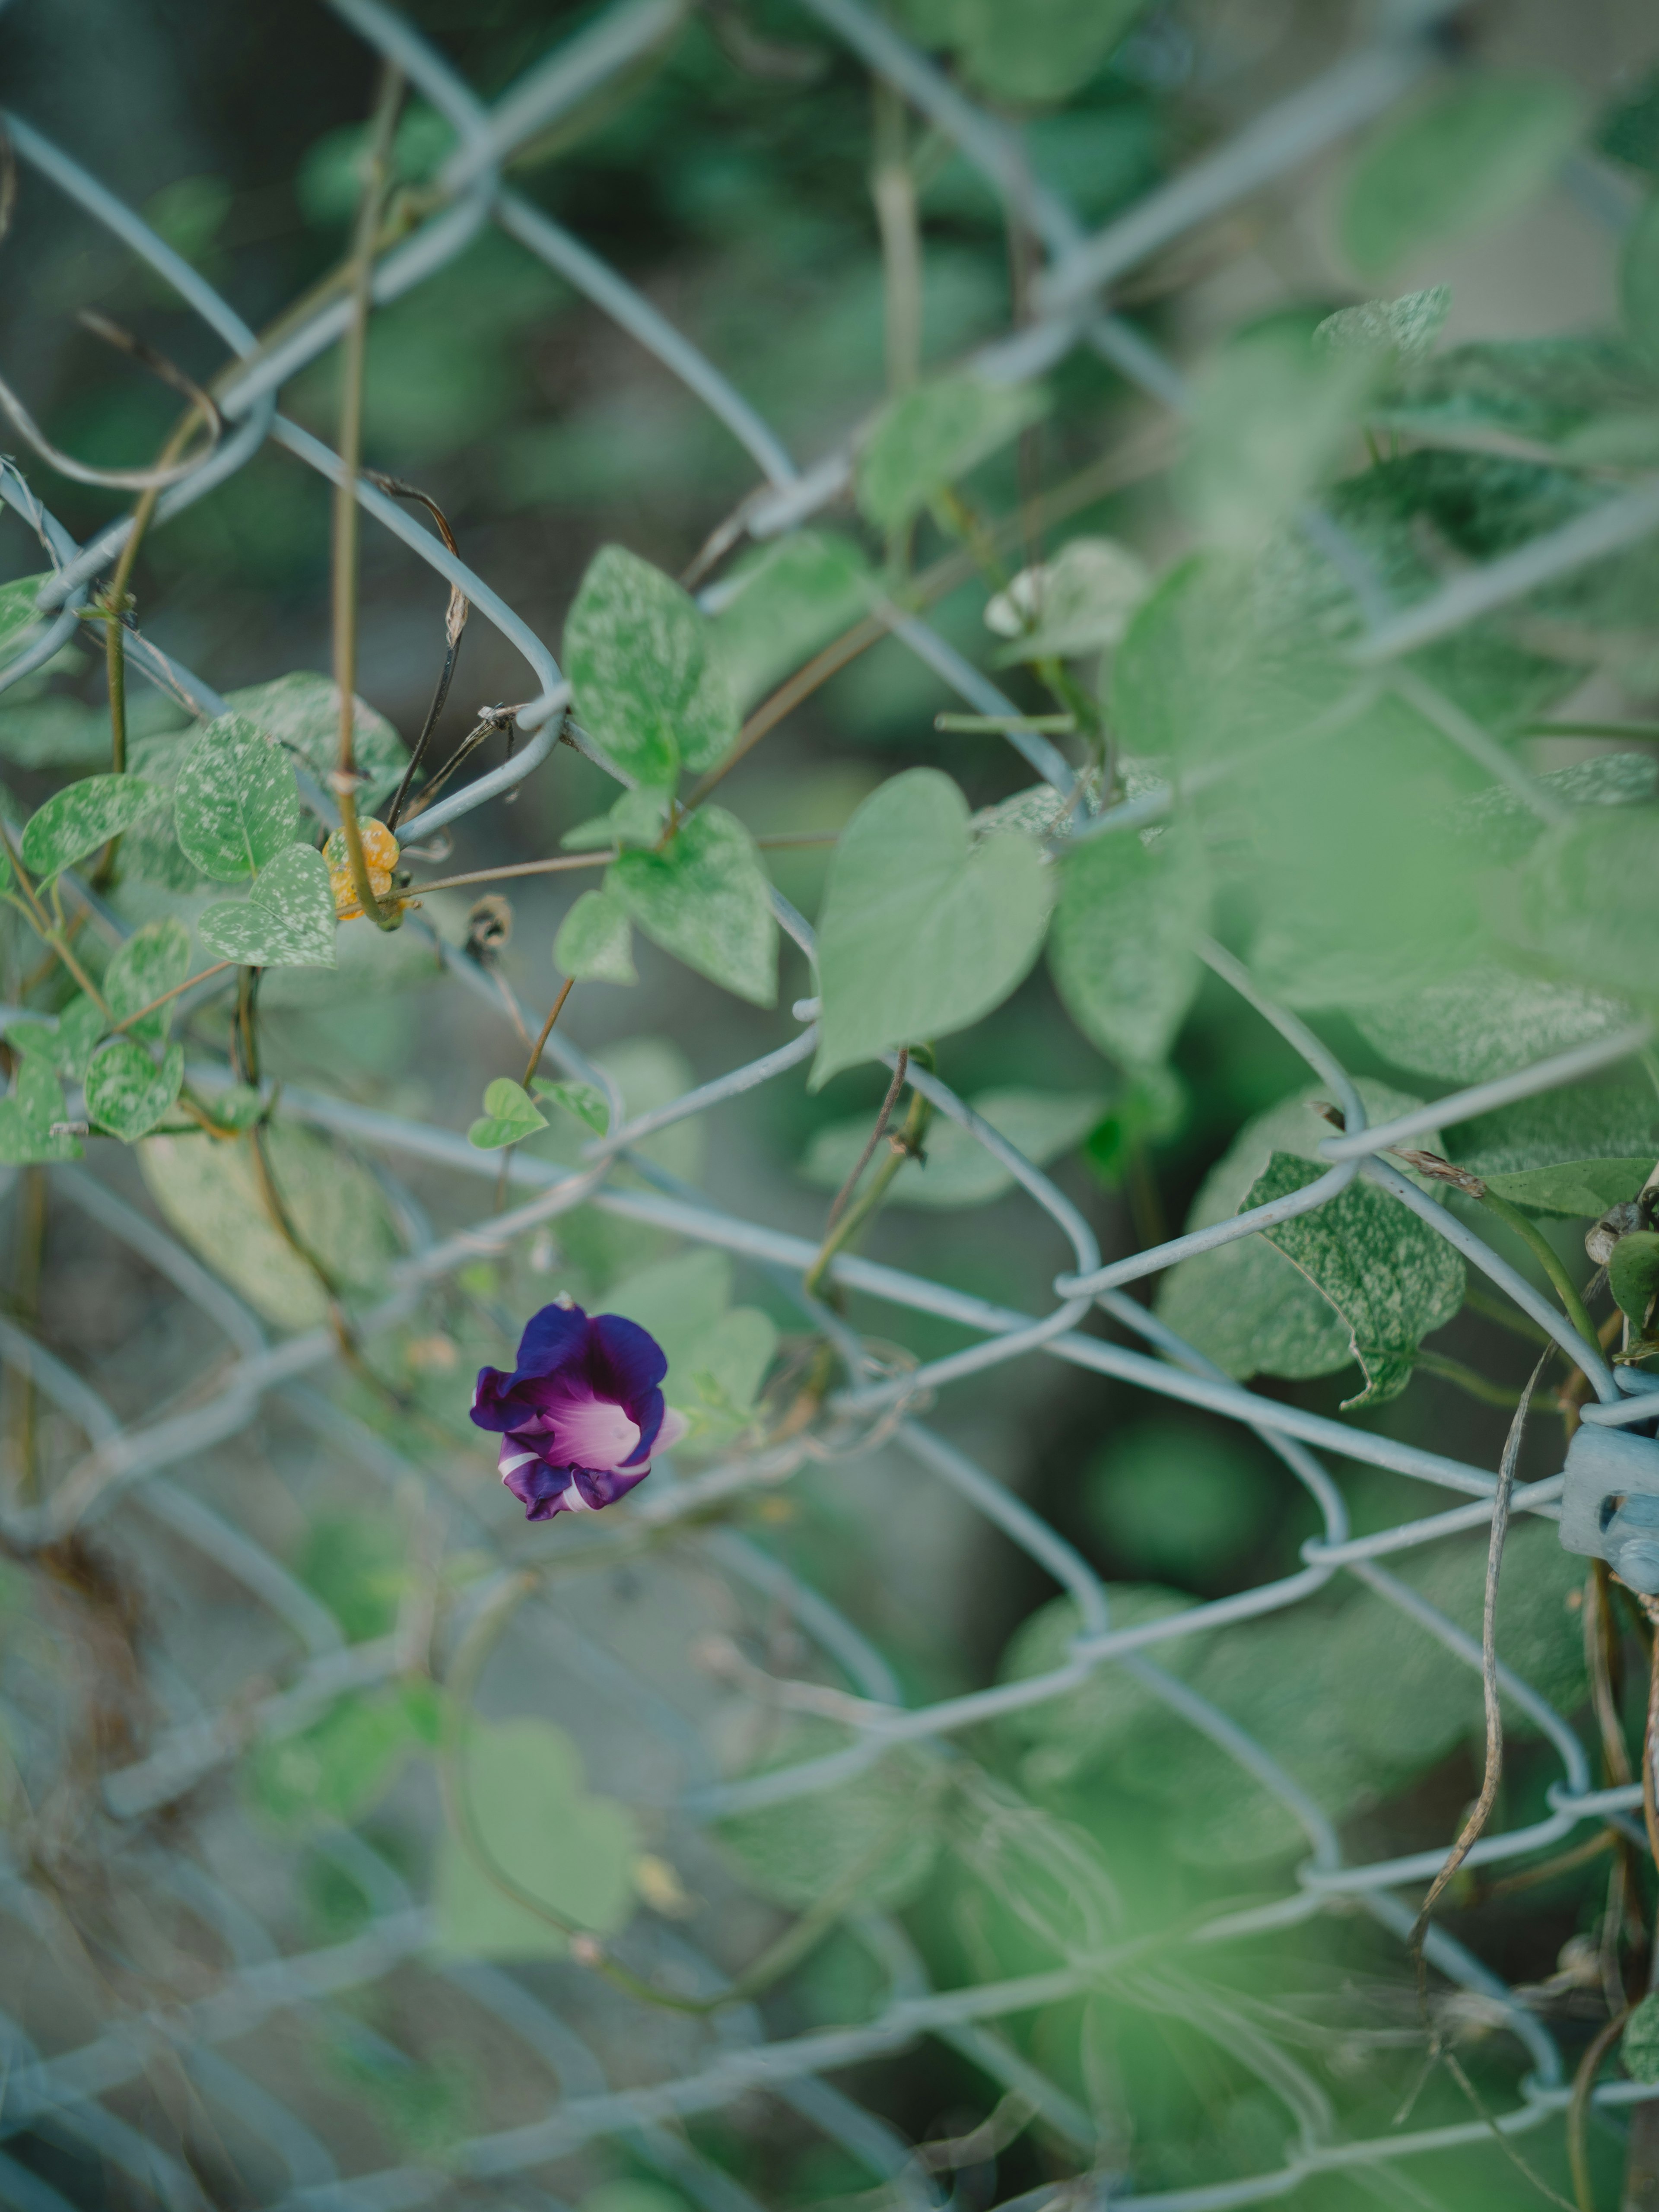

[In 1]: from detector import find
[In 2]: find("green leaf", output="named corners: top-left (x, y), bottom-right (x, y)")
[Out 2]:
top-left (200, 842), bottom-right (338, 968)
top-left (560, 786), bottom-right (669, 853)
top-left (1313, 286), bottom-right (1450, 364)
top-left (1484, 1159), bottom-right (1656, 1217)
top-left (1050, 822), bottom-right (1208, 1068)
top-left (0, 695), bottom-right (114, 771)
top-left (1086, 1420), bottom-right (1278, 1584)
top-left (1611, 1231), bottom-right (1659, 1328)
top-left (434, 1717), bottom-right (638, 1958)
top-left (0, 573), bottom-right (51, 669)
top-left (467, 1077), bottom-right (548, 1151)
top-left (999, 1588), bottom-right (1205, 1792)
top-left (1353, 966), bottom-right (1636, 1084)
top-left (895, 0), bottom-right (1145, 106)
top-left (1450, 1084), bottom-right (1658, 1216)
top-left (1179, 322), bottom-right (1381, 547)
top-left (1517, 806), bottom-right (1659, 1007)
top-left (680, 1305), bottom-right (777, 1431)
top-left (1156, 1080), bottom-right (1430, 1384)
top-left (296, 1513), bottom-right (407, 1642)
top-left (138, 1122), bottom-right (401, 1328)
top-left (607, 1249), bottom-right (734, 1373)
top-left (202, 1082), bottom-right (266, 1134)
top-left (19, 774), bottom-right (165, 880)
top-left (1376, 333), bottom-right (1654, 458)
top-left (553, 887), bottom-right (637, 985)
top-left (718, 1738), bottom-right (939, 1910)
top-left (802, 1087), bottom-right (1105, 1210)
top-left (1249, 1152), bottom-right (1465, 1409)
top-left (563, 545), bottom-right (736, 789)
top-left (1625, 1996), bottom-right (1659, 2086)
top-left (173, 712), bottom-right (302, 883)
top-left (1111, 552), bottom-right (1344, 770)
top-left (9, 994), bottom-right (107, 1081)
top-left (1341, 74), bottom-right (1583, 276)
top-left (607, 804), bottom-right (777, 1006)
top-left (1232, 693), bottom-right (1487, 1014)
top-left (984, 536), bottom-right (1149, 662)
top-left (855, 372), bottom-right (1047, 533)
top-left (1081, 1067), bottom-right (1187, 1192)
top-left (245, 1683), bottom-right (436, 1832)
top-left (84, 1039), bottom-right (185, 1142)
top-left (224, 671), bottom-right (408, 812)
top-left (812, 769), bottom-right (1053, 1086)
top-left (532, 1078), bottom-right (609, 1135)
top-left (709, 531), bottom-right (874, 711)
top-left (0, 1057), bottom-right (81, 1164)
top-left (103, 917), bottom-right (191, 1042)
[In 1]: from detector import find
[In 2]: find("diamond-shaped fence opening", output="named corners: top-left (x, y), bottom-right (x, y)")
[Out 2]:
top-left (0, 1), bottom-right (1657, 2206)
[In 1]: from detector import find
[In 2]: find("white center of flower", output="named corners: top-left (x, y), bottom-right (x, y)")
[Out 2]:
top-left (549, 1392), bottom-right (641, 1471)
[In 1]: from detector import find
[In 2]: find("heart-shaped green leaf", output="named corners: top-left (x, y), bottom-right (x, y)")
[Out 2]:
top-left (468, 1077), bottom-right (548, 1151)
top-left (607, 805), bottom-right (777, 1007)
top-left (84, 1038), bottom-right (185, 1142)
top-left (563, 545), bottom-right (736, 789)
top-left (1341, 73), bottom-right (1583, 278)
top-left (0, 1056), bottom-right (80, 1163)
top-left (1611, 1230), bottom-right (1659, 1328)
top-left (104, 916), bottom-right (192, 1042)
top-left (19, 774), bottom-right (166, 880)
top-left (200, 842), bottom-right (338, 968)
top-left (812, 769), bottom-right (1053, 1087)
top-left (434, 1717), bottom-right (639, 1958)
top-left (553, 887), bottom-right (637, 984)
top-left (174, 712), bottom-right (301, 884)
top-left (856, 373), bottom-right (1047, 533)
top-left (1248, 1151), bottom-right (1465, 1409)
top-left (533, 1078), bottom-right (609, 1135)
top-left (1050, 822), bottom-right (1210, 1069)
top-left (223, 671), bottom-right (408, 813)
top-left (9, 993), bottom-right (107, 1080)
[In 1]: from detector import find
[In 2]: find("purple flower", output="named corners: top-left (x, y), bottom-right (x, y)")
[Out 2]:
top-left (471, 1301), bottom-right (687, 1520)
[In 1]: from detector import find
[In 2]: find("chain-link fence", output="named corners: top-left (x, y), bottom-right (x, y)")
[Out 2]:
top-left (2, 0), bottom-right (1658, 2205)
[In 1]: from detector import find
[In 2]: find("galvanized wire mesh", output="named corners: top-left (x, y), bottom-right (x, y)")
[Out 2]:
top-left (2, 0), bottom-right (1658, 2204)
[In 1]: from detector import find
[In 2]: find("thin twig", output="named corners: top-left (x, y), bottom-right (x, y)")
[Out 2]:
top-left (1569, 2005), bottom-right (1632, 2212)
top-left (1409, 1344), bottom-right (1553, 1990)
top-left (330, 64), bottom-right (404, 933)
top-left (365, 471), bottom-right (470, 833)
top-left (824, 1049), bottom-right (907, 1234)
top-left (108, 960), bottom-right (238, 1036)
top-left (405, 831), bottom-right (838, 899)
top-left (521, 977), bottom-right (575, 1091)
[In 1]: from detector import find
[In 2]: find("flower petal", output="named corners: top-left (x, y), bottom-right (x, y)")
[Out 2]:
top-left (572, 1460), bottom-right (653, 1510)
top-left (542, 1386), bottom-right (641, 1473)
top-left (621, 1385), bottom-right (667, 1465)
top-left (471, 1365), bottom-right (522, 1433)
top-left (500, 1444), bottom-right (577, 1520)
top-left (655, 1406), bottom-right (690, 1452)
top-left (510, 1301), bottom-right (590, 1389)
top-left (587, 1312), bottom-right (668, 1413)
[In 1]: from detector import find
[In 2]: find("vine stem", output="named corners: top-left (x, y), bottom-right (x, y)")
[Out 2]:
top-left (1476, 1186), bottom-right (1600, 1354)
top-left (331, 64), bottom-right (404, 934)
top-left (823, 1049), bottom-right (907, 1235)
top-left (521, 977), bottom-right (575, 1090)
top-left (804, 1054), bottom-right (933, 1301)
top-left (493, 976), bottom-right (575, 1211)
top-left (405, 832), bottom-right (838, 899)
top-left (108, 960), bottom-right (237, 1036)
